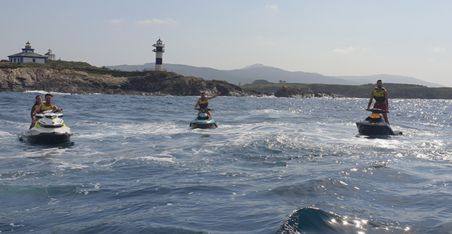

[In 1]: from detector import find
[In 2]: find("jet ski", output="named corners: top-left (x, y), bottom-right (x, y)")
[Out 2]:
top-left (356, 108), bottom-right (401, 136)
top-left (190, 108), bottom-right (218, 129)
top-left (20, 111), bottom-right (72, 144)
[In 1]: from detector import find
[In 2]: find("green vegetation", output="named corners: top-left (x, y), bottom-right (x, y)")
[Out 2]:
top-left (243, 82), bottom-right (452, 99)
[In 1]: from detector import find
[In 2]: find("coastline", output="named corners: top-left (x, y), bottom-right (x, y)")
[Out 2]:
top-left (1, 61), bottom-right (451, 99)
top-left (0, 62), bottom-right (244, 96)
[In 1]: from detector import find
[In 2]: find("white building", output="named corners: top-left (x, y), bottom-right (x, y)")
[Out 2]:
top-left (8, 41), bottom-right (48, 64)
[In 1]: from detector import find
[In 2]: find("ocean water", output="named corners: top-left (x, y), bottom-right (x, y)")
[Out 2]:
top-left (0, 92), bottom-right (451, 233)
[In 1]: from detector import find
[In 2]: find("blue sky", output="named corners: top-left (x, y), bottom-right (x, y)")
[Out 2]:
top-left (1, 0), bottom-right (451, 86)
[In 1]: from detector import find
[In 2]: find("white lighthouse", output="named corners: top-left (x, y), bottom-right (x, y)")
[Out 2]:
top-left (152, 38), bottom-right (165, 71)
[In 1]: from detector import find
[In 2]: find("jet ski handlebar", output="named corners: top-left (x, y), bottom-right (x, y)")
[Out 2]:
top-left (35, 111), bottom-right (64, 118)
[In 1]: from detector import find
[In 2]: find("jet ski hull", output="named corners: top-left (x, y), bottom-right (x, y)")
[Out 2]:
top-left (22, 125), bottom-right (72, 144)
top-left (356, 121), bottom-right (394, 136)
top-left (22, 132), bottom-right (71, 144)
top-left (190, 120), bottom-right (218, 129)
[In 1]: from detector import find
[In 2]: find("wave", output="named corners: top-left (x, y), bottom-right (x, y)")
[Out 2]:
top-left (68, 224), bottom-right (205, 234)
top-left (269, 178), bottom-right (355, 199)
top-left (0, 184), bottom-right (104, 198)
top-left (0, 222), bottom-right (26, 233)
top-left (278, 207), bottom-right (409, 234)
top-left (113, 184), bottom-right (232, 200)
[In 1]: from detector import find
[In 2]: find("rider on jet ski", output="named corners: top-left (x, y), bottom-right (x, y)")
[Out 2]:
top-left (34, 93), bottom-right (63, 114)
top-left (24, 93), bottom-right (71, 144)
top-left (367, 80), bottom-right (389, 124)
top-left (194, 91), bottom-right (218, 119)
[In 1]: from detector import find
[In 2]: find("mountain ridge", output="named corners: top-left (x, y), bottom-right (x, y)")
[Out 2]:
top-left (108, 63), bottom-right (442, 87)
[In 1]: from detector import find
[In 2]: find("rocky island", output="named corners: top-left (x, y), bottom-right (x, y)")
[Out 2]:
top-left (1, 61), bottom-right (451, 99)
top-left (0, 61), bottom-right (244, 96)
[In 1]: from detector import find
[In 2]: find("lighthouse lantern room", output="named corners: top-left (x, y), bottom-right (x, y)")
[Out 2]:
top-left (152, 38), bottom-right (165, 71)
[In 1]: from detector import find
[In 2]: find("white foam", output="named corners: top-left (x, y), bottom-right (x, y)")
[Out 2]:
top-left (137, 154), bottom-right (175, 163)
top-left (56, 161), bottom-right (89, 170)
top-left (24, 90), bottom-right (72, 95)
top-left (77, 131), bottom-right (119, 139)
top-left (0, 131), bottom-right (13, 137)
top-left (117, 122), bottom-right (188, 136)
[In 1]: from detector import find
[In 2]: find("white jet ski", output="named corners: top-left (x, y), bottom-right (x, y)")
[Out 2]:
top-left (21, 111), bottom-right (72, 144)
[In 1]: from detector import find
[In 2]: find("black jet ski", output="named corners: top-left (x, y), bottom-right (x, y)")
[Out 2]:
top-left (356, 108), bottom-right (401, 136)
top-left (20, 111), bottom-right (72, 144)
top-left (190, 108), bottom-right (218, 129)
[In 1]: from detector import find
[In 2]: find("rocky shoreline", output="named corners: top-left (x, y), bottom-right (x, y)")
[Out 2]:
top-left (0, 65), bottom-right (244, 96)
top-left (1, 62), bottom-right (451, 99)
top-left (243, 81), bottom-right (452, 99)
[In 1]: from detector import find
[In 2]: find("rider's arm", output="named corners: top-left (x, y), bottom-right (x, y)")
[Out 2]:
top-left (52, 105), bottom-right (61, 112)
top-left (194, 99), bottom-right (200, 108)
top-left (367, 92), bottom-right (373, 109)
top-left (384, 90), bottom-right (389, 110)
top-left (33, 106), bottom-right (41, 115)
top-left (31, 105), bottom-right (36, 118)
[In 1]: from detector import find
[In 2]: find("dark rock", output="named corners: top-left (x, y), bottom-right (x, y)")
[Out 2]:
top-left (0, 67), bottom-right (244, 96)
top-left (274, 86), bottom-right (303, 97)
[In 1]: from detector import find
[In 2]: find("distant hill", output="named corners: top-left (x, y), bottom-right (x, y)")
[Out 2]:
top-left (108, 63), bottom-right (441, 87)
top-left (336, 74), bottom-right (440, 87)
top-left (243, 82), bottom-right (452, 99)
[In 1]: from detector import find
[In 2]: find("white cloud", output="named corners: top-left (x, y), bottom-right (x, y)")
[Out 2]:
top-left (333, 46), bottom-right (367, 54)
top-left (265, 3), bottom-right (279, 12)
top-left (136, 18), bottom-right (177, 26)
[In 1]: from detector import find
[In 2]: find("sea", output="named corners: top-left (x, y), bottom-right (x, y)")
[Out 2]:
top-left (0, 91), bottom-right (451, 233)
